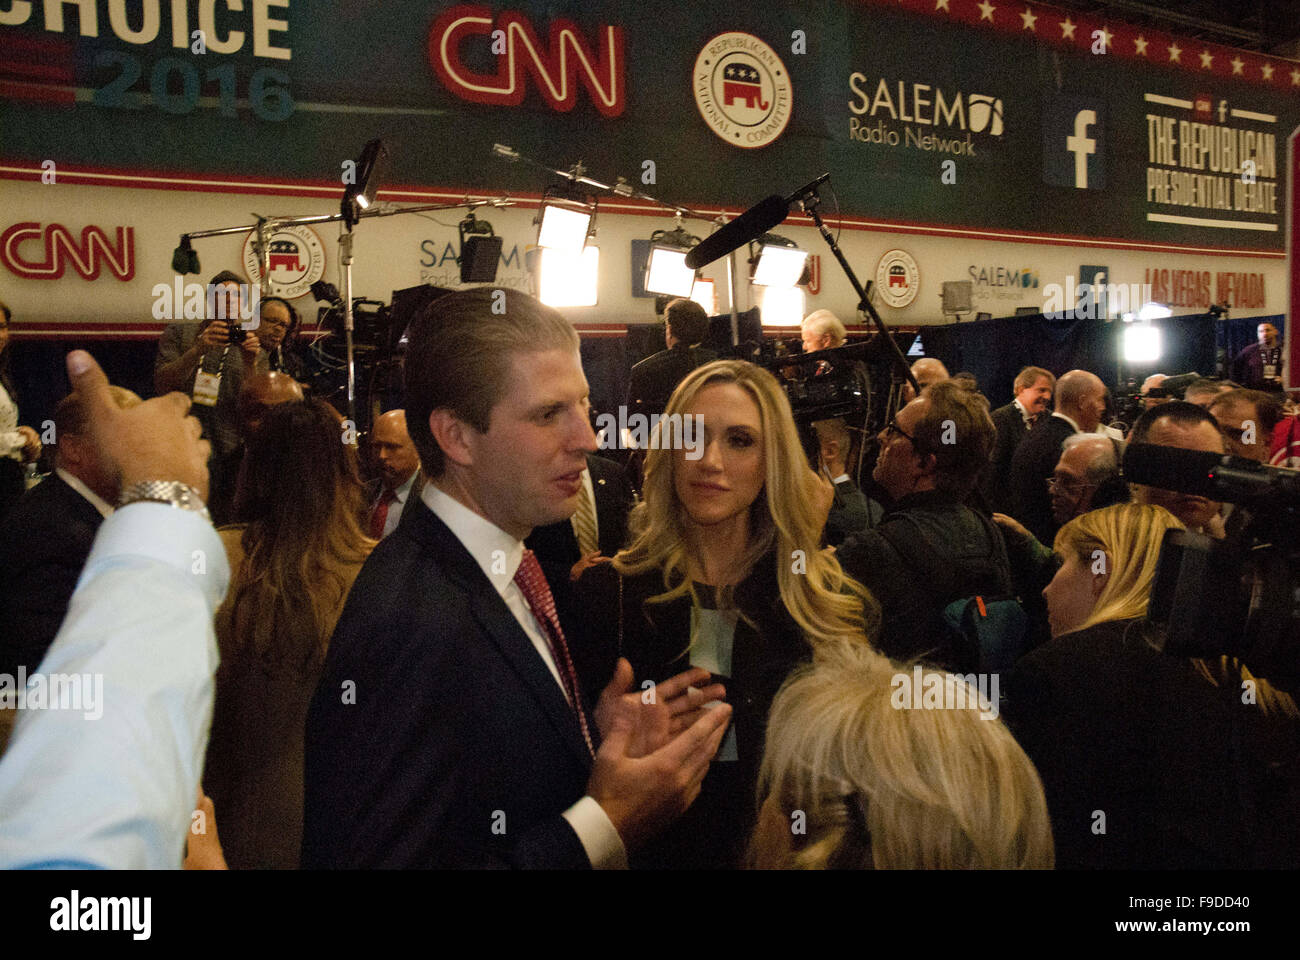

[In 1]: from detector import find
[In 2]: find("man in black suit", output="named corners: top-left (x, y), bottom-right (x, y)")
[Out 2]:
top-left (0, 385), bottom-right (141, 678)
top-left (1007, 369), bottom-right (1107, 544)
top-left (626, 298), bottom-right (716, 418)
top-left (982, 366), bottom-right (1055, 512)
top-left (526, 453), bottom-right (634, 581)
top-left (302, 288), bottom-right (730, 869)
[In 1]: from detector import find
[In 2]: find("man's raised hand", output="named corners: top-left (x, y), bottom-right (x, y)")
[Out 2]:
top-left (66, 350), bottom-right (211, 500)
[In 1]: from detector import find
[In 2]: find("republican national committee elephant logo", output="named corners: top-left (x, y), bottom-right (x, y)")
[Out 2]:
top-left (693, 32), bottom-right (792, 150)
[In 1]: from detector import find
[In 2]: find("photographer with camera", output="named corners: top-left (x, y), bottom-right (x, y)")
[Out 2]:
top-left (155, 271), bottom-right (267, 523)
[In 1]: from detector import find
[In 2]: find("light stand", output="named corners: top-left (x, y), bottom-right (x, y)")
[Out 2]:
top-left (492, 143), bottom-right (742, 343)
top-left (175, 195), bottom-right (515, 424)
top-left (792, 179), bottom-right (919, 400)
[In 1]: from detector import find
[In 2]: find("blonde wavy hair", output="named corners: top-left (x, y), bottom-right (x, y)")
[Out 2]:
top-left (1054, 503), bottom-right (1298, 718)
top-left (614, 359), bottom-right (879, 650)
top-left (750, 650), bottom-right (1054, 869)
top-left (1051, 502), bottom-right (1184, 633)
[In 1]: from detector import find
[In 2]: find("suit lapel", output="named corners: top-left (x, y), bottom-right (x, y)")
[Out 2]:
top-left (405, 501), bottom-right (594, 768)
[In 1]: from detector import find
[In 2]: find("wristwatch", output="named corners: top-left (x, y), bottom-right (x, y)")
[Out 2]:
top-left (118, 480), bottom-right (211, 522)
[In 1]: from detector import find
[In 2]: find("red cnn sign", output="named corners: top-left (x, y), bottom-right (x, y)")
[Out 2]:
top-left (430, 4), bottom-right (626, 117)
top-left (1, 223), bottom-right (135, 281)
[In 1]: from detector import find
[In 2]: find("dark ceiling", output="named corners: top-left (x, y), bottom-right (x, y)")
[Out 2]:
top-left (1048, 0), bottom-right (1300, 54)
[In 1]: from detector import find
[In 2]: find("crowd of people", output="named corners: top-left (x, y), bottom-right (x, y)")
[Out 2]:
top-left (0, 281), bottom-right (1297, 871)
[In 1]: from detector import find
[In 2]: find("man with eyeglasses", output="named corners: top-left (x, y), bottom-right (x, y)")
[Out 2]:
top-left (1048, 434), bottom-right (1122, 526)
top-left (837, 381), bottom-right (1012, 670)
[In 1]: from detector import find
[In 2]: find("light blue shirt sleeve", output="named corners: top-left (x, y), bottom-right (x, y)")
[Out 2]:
top-left (0, 503), bottom-right (228, 870)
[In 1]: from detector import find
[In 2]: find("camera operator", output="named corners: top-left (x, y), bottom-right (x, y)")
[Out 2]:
top-left (1128, 402), bottom-right (1228, 537)
top-left (155, 271), bottom-right (266, 523)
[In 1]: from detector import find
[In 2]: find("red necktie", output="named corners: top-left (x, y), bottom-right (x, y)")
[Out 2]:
top-left (369, 490), bottom-right (395, 539)
top-left (513, 549), bottom-right (594, 756)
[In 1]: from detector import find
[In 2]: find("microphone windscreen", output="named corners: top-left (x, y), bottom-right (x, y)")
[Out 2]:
top-left (1123, 443), bottom-right (1220, 499)
top-left (685, 195), bottom-right (790, 270)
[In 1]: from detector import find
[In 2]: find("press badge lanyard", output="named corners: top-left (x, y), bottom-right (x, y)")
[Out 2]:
top-left (192, 345), bottom-right (230, 408)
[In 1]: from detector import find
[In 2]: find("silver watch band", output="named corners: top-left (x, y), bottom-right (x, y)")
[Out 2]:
top-left (118, 480), bottom-right (211, 521)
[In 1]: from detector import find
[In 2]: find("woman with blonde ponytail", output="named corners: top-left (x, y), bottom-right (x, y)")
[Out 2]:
top-left (582, 359), bottom-right (879, 868)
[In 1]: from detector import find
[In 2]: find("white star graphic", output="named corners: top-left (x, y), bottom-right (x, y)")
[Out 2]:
top-left (1231, 57), bottom-right (1243, 75)
top-left (935, 0), bottom-right (951, 11)
top-left (1099, 27), bottom-right (1113, 51)
top-left (1261, 62), bottom-right (1274, 80)
top-left (978, 1), bottom-right (996, 22)
top-left (1059, 18), bottom-right (1076, 40)
top-left (1020, 7), bottom-right (1037, 30)
top-left (1291, 68), bottom-right (1300, 86)
top-left (1168, 43), bottom-right (1182, 63)
top-left (1199, 50), bottom-right (1213, 69)
top-left (1134, 35), bottom-right (1148, 56)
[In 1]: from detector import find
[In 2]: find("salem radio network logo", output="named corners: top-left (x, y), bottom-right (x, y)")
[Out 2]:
top-left (241, 224), bottom-right (325, 299)
top-left (693, 32), bottom-right (792, 149)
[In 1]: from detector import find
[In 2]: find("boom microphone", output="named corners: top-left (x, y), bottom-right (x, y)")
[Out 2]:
top-left (1123, 443), bottom-right (1300, 507)
top-left (684, 195), bottom-right (790, 269)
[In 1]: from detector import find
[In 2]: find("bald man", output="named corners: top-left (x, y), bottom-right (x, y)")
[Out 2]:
top-left (368, 409), bottom-right (422, 539)
top-left (901, 357), bottom-right (950, 403)
top-left (238, 371), bottom-right (304, 440)
top-left (1008, 369), bottom-right (1108, 543)
top-left (204, 371), bottom-right (304, 523)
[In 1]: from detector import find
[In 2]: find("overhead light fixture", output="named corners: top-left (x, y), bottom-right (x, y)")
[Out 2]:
top-left (171, 235), bottom-right (200, 274)
top-left (1123, 321), bottom-right (1162, 363)
top-left (758, 285), bottom-right (805, 327)
top-left (342, 138), bottom-right (389, 227)
top-left (536, 182), bottom-right (597, 256)
top-left (750, 234), bottom-right (809, 287)
top-left (458, 213), bottom-right (502, 283)
top-left (644, 221), bottom-right (702, 298)
top-left (538, 245), bottom-right (600, 308)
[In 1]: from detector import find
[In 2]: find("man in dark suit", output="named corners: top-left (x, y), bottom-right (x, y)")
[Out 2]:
top-left (982, 366), bottom-right (1055, 512)
top-left (1007, 369), bottom-right (1107, 544)
top-left (302, 288), bottom-right (730, 869)
top-left (0, 385), bottom-right (141, 679)
top-left (627, 298), bottom-right (716, 418)
top-left (1231, 322), bottom-right (1285, 393)
top-left (526, 453), bottom-right (634, 581)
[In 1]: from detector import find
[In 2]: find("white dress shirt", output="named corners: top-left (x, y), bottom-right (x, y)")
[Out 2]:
top-left (1012, 397), bottom-right (1035, 429)
top-left (0, 503), bottom-right (228, 869)
top-left (420, 482), bottom-right (627, 870)
top-left (55, 468), bottom-right (114, 519)
top-left (378, 468), bottom-right (419, 538)
top-left (1052, 411), bottom-right (1082, 434)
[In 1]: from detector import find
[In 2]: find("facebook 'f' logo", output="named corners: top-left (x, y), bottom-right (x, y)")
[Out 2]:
top-left (1043, 96), bottom-right (1106, 190)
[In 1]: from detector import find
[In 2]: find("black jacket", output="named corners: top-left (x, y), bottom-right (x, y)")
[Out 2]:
top-left (1005, 619), bottom-right (1300, 869)
top-left (577, 555), bottom-right (809, 869)
top-left (982, 401), bottom-right (1035, 513)
top-left (1008, 414), bottom-right (1077, 544)
top-left (627, 344), bottom-right (717, 416)
top-left (0, 473), bottom-right (105, 676)
top-left (525, 454), bottom-right (635, 569)
top-left (302, 498), bottom-right (597, 868)
top-left (837, 489), bottom-right (1012, 670)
